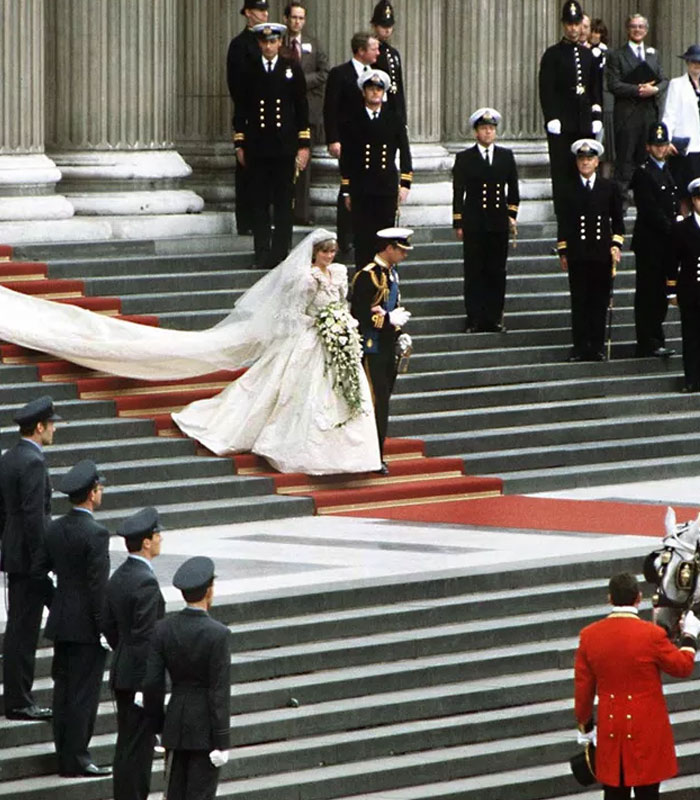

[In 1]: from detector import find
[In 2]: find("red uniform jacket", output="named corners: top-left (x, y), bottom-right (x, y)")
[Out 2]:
top-left (575, 611), bottom-right (696, 787)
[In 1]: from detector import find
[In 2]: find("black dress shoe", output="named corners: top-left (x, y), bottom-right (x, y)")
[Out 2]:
top-left (375, 461), bottom-right (390, 475)
top-left (567, 353), bottom-right (584, 363)
top-left (60, 763), bottom-right (112, 778)
top-left (6, 705), bottom-right (52, 721)
top-left (681, 383), bottom-right (700, 394)
top-left (652, 346), bottom-right (675, 358)
top-left (589, 351), bottom-right (606, 362)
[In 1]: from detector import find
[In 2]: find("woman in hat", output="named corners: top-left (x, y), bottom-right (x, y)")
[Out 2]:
top-left (662, 44), bottom-right (700, 202)
top-left (0, 230), bottom-right (381, 474)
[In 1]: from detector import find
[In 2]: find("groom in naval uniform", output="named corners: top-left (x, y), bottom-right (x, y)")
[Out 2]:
top-left (103, 507), bottom-right (165, 800)
top-left (350, 227), bottom-right (413, 474)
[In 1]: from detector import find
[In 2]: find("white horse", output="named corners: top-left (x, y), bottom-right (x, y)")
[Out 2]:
top-left (643, 507), bottom-right (700, 639)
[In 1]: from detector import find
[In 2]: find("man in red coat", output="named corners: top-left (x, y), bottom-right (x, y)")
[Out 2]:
top-left (574, 572), bottom-right (700, 799)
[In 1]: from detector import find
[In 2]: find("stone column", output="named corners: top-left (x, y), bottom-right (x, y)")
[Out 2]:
top-left (0, 0), bottom-right (73, 224)
top-left (45, 0), bottom-right (204, 228)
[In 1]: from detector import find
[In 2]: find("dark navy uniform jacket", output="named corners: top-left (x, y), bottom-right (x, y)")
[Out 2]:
top-left (144, 607), bottom-right (231, 751)
top-left (44, 509), bottom-right (110, 644)
top-left (350, 257), bottom-right (401, 354)
top-left (539, 39), bottom-right (602, 133)
top-left (556, 176), bottom-right (625, 262)
top-left (0, 439), bottom-right (52, 575)
top-left (669, 215), bottom-right (700, 304)
top-left (234, 55), bottom-right (310, 157)
top-left (339, 106), bottom-right (412, 198)
top-left (452, 145), bottom-right (520, 233)
top-left (631, 157), bottom-right (679, 260)
top-left (103, 555), bottom-right (165, 691)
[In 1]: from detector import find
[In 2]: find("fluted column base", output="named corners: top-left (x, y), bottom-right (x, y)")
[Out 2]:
top-left (0, 155), bottom-right (74, 221)
top-left (176, 143), bottom-right (237, 208)
top-left (51, 150), bottom-right (204, 215)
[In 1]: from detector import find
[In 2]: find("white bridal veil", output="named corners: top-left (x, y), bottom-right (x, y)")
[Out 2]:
top-left (0, 229), bottom-right (336, 381)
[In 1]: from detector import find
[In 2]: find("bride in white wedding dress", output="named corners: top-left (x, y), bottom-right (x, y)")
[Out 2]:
top-left (0, 229), bottom-right (381, 474)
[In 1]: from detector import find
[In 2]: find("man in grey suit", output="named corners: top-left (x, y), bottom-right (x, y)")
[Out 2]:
top-left (103, 507), bottom-right (165, 800)
top-left (44, 460), bottom-right (111, 777)
top-left (283, 2), bottom-right (328, 224)
top-left (606, 13), bottom-right (667, 201)
top-left (144, 556), bottom-right (231, 800)
top-left (0, 395), bottom-right (59, 721)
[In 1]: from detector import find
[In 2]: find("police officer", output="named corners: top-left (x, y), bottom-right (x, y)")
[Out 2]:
top-left (234, 22), bottom-right (311, 269)
top-left (669, 178), bottom-right (700, 393)
top-left (631, 122), bottom-right (680, 358)
top-left (103, 507), bottom-right (165, 800)
top-left (370, 1), bottom-right (406, 125)
top-left (44, 460), bottom-right (111, 777)
top-left (539, 1), bottom-right (603, 219)
top-left (557, 139), bottom-right (624, 362)
top-left (0, 395), bottom-right (59, 721)
top-left (340, 69), bottom-right (412, 270)
top-left (452, 107), bottom-right (520, 333)
top-left (226, 0), bottom-right (270, 236)
top-left (144, 556), bottom-right (231, 800)
top-left (350, 227), bottom-right (413, 472)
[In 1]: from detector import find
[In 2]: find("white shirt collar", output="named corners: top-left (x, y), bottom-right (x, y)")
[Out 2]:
top-left (479, 144), bottom-right (493, 157)
top-left (21, 437), bottom-right (42, 452)
top-left (366, 105), bottom-right (381, 119)
top-left (693, 211), bottom-right (700, 229)
top-left (611, 605), bottom-right (639, 615)
top-left (581, 173), bottom-right (597, 189)
top-left (262, 54), bottom-right (279, 71)
top-left (628, 41), bottom-right (644, 57)
top-left (128, 553), bottom-right (154, 572)
top-left (352, 58), bottom-right (370, 77)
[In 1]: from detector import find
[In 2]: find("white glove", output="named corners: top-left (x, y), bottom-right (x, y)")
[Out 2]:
top-left (546, 119), bottom-right (562, 135)
top-left (388, 307), bottom-right (411, 327)
top-left (133, 691), bottom-right (144, 708)
top-left (576, 727), bottom-right (597, 746)
top-left (591, 120), bottom-right (603, 135)
top-left (209, 749), bottom-right (229, 768)
top-left (99, 633), bottom-right (111, 651)
top-left (682, 610), bottom-right (700, 638)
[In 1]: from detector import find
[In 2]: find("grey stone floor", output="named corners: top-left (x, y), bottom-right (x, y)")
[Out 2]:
top-left (2, 475), bottom-right (696, 625)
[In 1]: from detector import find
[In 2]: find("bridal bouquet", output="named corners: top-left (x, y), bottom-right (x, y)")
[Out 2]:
top-left (315, 301), bottom-right (364, 420)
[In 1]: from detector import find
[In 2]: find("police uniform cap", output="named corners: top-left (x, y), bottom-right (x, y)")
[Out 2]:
top-left (358, 68), bottom-right (391, 92)
top-left (571, 138), bottom-right (604, 157)
top-left (58, 459), bottom-right (104, 496)
top-left (117, 506), bottom-right (162, 539)
top-left (173, 556), bottom-right (216, 592)
top-left (377, 226), bottom-right (414, 250)
top-left (13, 395), bottom-right (62, 427)
top-left (688, 178), bottom-right (700, 197)
top-left (252, 22), bottom-right (286, 40)
top-left (469, 107), bottom-right (501, 128)
top-left (240, 0), bottom-right (268, 15)
top-left (371, 0), bottom-right (395, 26)
top-left (561, 0), bottom-right (583, 23)
top-left (679, 44), bottom-right (700, 62)
top-left (647, 121), bottom-right (669, 145)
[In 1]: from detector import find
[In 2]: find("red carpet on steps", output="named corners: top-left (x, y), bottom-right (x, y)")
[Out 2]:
top-left (340, 493), bottom-right (700, 536)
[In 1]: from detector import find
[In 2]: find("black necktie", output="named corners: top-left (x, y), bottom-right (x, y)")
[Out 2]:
top-left (267, 60), bottom-right (273, 73)
top-left (585, 179), bottom-right (592, 191)
top-left (372, 111), bottom-right (379, 120)
top-left (483, 149), bottom-right (490, 165)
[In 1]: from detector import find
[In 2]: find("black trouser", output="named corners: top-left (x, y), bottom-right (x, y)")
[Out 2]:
top-left (249, 154), bottom-right (296, 269)
top-left (113, 690), bottom-right (156, 800)
top-left (603, 783), bottom-right (659, 799)
top-left (547, 131), bottom-right (582, 219)
top-left (462, 230), bottom-right (509, 328)
top-left (166, 750), bottom-right (219, 800)
top-left (634, 251), bottom-right (669, 354)
top-left (234, 160), bottom-right (254, 235)
top-left (351, 192), bottom-right (397, 271)
top-left (679, 299), bottom-right (700, 388)
top-left (568, 258), bottom-right (613, 357)
top-left (363, 344), bottom-right (398, 457)
top-left (52, 641), bottom-right (106, 775)
top-left (3, 572), bottom-right (52, 712)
